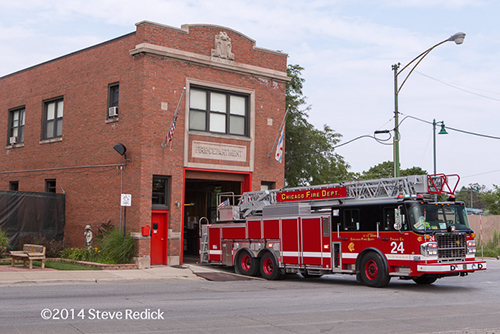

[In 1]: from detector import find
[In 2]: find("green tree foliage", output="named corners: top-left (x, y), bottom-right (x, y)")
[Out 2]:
top-left (482, 185), bottom-right (500, 214)
top-left (357, 161), bottom-right (427, 180)
top-left (284, 64), bottom-right (350, 187)
top-left (456, 185), bottom-right (487, 209)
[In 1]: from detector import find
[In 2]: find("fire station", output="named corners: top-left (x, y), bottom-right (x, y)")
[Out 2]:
top-left (0, 21), bottom-right (289, 266)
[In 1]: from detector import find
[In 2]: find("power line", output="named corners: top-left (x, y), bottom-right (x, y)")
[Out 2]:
top-left (416, 71), bottom-right (500, 102)
top-left (399, 113), bottom-right (500, 140)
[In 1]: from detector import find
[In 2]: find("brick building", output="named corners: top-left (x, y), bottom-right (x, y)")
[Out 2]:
top-left (0, 21), bottom-right (289, 266)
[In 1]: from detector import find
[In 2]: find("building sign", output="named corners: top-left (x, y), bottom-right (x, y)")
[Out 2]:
top-left (276, 187), bottom-right (347, 202)
top-left (192, 141), bottom-right (246, 162)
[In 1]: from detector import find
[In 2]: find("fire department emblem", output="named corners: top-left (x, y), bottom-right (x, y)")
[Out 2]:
top-left (348, 242), bottom-right (355, 252)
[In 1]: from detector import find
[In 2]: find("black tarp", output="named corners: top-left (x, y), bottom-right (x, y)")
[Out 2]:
top-left (0, 191), bottom-right (65, 248)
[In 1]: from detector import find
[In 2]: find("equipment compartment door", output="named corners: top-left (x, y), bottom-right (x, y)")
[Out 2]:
top-left (301, 216), bottom-right (330, 267)
top-left (281, 218), bottom-right (300, 265)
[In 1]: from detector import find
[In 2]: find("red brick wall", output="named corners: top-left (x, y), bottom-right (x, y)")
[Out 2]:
top-left (0, 21), bottom-right (288, 262)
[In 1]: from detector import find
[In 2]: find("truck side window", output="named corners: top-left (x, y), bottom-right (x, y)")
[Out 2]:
top-left (343, 209), bottom-right (360, 231)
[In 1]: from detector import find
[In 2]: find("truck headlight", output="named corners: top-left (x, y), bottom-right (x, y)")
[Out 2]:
top-left (420, 242), bottom-right (438, 257)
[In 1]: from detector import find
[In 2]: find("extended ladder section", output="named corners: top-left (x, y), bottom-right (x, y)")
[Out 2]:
top-left (235, 174), bottom-right (459, 218)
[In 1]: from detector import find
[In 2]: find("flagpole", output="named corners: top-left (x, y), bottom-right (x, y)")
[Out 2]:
top-left (161, 88), bottom-right (186, 148)
top-left (268, 105), bottom-right (290, 158)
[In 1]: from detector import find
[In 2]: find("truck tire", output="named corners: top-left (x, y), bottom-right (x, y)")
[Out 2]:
top-left (412, 274), bottom-right (438, 285)
top-left (260, 252), bottom-right (281, 280)
top-left (235, 250), bottom-right (259, 276)
top-left (360, 252), bottom-right (390, 287)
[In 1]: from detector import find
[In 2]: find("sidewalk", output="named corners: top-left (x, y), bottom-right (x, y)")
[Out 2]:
top-left (0, 263), bottom-right (234, 285)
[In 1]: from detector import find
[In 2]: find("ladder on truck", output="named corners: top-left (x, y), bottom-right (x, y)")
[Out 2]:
top-left (198, 217), bottom-right (210, 263)
top-left (237, 174), bottom-right (459, 218)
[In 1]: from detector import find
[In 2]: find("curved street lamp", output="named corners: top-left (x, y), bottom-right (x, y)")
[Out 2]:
top-left (392, 32), bottom-right (465, 177)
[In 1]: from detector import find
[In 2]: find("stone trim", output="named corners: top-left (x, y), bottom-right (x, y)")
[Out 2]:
top-left (130, 43), bottom-right (290, 82)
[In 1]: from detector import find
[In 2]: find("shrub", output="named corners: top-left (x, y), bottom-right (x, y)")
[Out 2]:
top-left (60, 247), bottom-right (103, 262)
top-left (100, 229), bottom-right (135, 264)
top-left (0, 229), bottom-right (10, 258)
top-left (16, 235), bottom-right (66, 258)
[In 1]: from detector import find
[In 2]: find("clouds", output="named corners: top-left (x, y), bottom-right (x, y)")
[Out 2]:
top-left (1, 0), bottom-right (499, 188)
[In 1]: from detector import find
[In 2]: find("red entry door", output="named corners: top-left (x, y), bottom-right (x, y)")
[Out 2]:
top-left (151, 211), bottom-right (169, 265)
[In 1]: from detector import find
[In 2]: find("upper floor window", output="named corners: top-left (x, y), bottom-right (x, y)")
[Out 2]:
top-left (43, 98), bottom-right (63, 140)
top-left (189, 87), bottom-right (248, 136)
top-left (8, 107), bottom-right (25, 145)
top-left (108, 83), bottom-right (119, 119)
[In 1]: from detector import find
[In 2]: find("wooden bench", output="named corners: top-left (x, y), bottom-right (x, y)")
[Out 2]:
top-left (10, 244), bottom-right (46, 269)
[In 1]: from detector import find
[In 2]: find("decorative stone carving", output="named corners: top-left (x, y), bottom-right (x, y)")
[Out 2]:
top-left (211, 31), bottom-right (235, 60)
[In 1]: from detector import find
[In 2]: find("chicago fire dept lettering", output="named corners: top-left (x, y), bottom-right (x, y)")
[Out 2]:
top-left (277, 187), bottom-right (347, 202)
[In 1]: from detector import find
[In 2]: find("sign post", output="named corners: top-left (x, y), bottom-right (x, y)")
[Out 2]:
top-left (121, 194), bottom-right (132, 263)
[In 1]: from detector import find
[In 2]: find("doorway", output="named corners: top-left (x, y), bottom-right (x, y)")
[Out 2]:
top-left (183, 179), bottom-right (241, 258)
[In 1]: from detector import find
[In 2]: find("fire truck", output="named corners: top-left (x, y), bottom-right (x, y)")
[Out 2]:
top-left (199, 174), bottom-right (486, 287)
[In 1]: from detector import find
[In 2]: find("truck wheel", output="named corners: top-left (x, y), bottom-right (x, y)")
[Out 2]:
top-left (235, 250), bottom-right (259, 276)
top-left (260, 252), bottom-right (281, 280)
top-left (413, 275), bottom-right (438, 285)
top-left (360, 252), bottom-right (390, 287)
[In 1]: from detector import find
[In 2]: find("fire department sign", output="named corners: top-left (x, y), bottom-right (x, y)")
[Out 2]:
top-left (276, 186), bottom-right (347, 202)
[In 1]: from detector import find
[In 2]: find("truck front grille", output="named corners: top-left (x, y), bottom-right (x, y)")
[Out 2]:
top-left (436, 233), bottom-right (466, 261)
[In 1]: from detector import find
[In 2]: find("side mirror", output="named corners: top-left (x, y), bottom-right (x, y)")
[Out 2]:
top-left (394, 207), bottom-right (402, 230)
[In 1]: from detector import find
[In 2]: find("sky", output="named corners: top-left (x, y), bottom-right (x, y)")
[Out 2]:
top-left (1, 0), bottom-right (500, 192)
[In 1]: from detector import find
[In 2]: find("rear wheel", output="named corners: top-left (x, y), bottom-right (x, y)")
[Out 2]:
top-left (413, 274), bottom-right (438, 285)
top-left (360, 252), bottom-right (390, 288)
top-left (235, 250), bottom-right (259, 276)
top-left (260, 252), bottom-right (281, 280)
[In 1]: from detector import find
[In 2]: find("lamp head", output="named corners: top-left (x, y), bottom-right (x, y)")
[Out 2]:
top-left (438, 123), bottom-right (448, 135)
top-left (448, 32), bottom-right (466, 45)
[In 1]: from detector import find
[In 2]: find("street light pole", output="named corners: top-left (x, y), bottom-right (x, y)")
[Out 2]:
top-left (393, 32), bottom-right (465, 177)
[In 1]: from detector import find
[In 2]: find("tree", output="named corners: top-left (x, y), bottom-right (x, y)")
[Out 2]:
top-left (284, 65), bottom-right (350, 187)
top-left (357, 161), bottom-right (427, 180)
top-left (456, 185), bottom-right (487, 210)
top-left (482, 185), bottom-right (500, 214)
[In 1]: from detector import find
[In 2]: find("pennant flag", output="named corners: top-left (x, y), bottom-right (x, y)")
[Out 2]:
top-left (217, 199), bottom-right (229, 210)
top-left (275, 126), bottom-right (284, 163)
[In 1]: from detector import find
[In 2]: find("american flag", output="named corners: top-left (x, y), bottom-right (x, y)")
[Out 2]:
top-left (165, 113), bottom-right (178, 144)
top-left (217, 199), bottom-right (229, 210)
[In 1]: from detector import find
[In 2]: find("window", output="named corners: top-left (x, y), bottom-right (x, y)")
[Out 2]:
top-left (43, 98), bottom-right (63, 140)
top-left (342, 208), bottom-right (360, 231)
top-left (108, 83), bottom-right (119, 119)
top-left (45, 179), bottom-right (56, 193)
top-left (8, 107), bottom-right (25, 145)
top-left (152, 175), bottom-right (170, 210)
top-left (9, 181), bottom-right (19, 191)
top-left (261, 182), bottom-right (275, 191)
top-left (189, 87), bottom-right (248, 136)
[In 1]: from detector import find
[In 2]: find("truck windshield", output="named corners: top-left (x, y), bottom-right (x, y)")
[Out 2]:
top-left (407, 203), bottom-right (470, 232)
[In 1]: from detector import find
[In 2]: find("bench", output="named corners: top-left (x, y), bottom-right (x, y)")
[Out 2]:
top-left (10, 244), bottom-right (46, 269)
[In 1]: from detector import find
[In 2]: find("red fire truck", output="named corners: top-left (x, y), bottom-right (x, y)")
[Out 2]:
top-left (199, 174), bottom-right (486, 287)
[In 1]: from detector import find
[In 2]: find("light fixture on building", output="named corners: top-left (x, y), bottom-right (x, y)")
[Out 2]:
top-left (113, 143), bottom-right (130, 161)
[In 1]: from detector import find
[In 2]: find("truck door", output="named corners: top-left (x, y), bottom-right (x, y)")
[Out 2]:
top-left (301, 216), bottom-right (331, 268)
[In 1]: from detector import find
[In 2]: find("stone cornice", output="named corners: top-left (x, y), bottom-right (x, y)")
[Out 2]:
top-left (130, 43), bottom-right (290, 82)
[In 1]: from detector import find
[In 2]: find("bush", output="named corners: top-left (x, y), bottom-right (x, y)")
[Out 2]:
top-left (60, 247), bottom-right (103, 263)
top-left (100, 229), bottom-right (135, 264)
top-left (16, 235), bottom-right (66, 258)
top-left (0, 228), bottom-right (9, 257)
